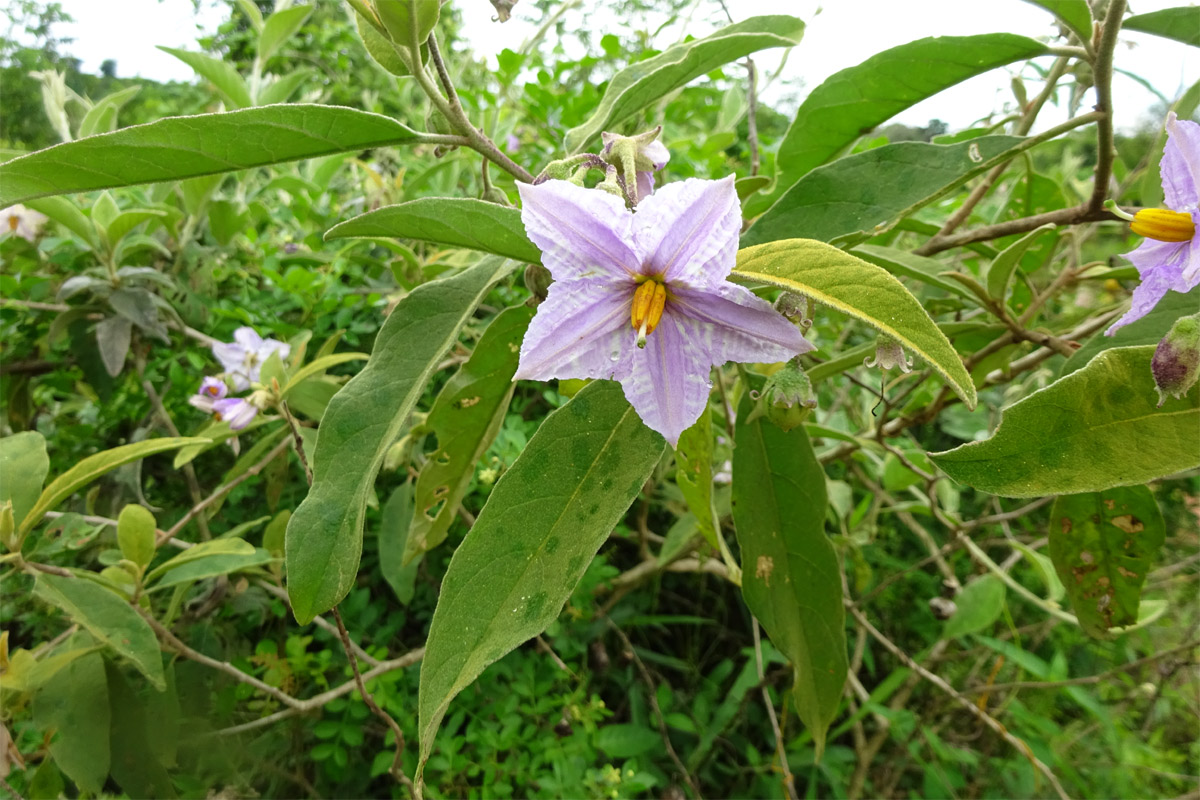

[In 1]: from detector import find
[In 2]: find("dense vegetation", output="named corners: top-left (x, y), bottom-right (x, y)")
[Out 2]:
top-left (1, 1), bottom-right (1197, 798)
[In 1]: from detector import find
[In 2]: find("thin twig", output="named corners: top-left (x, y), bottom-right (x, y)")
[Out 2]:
top-left (967, 639), bottom-right (1200, 694)
top-left (331, 607), bottom-right (415, 792)
top-left (255, 581), bottom-right (380, 667)
top-left (139, 361), bottom-right (211, 540)
top-left (753, 619), bottom-right (799, 800)
top-left (158, 437), bottom-right (291, 545)
top-left (279, 401), bottom-right (313, 486)
top-left (606, 618), bottom-right (703, 799)
top-left (847, 603), bottom-right (1072, 800)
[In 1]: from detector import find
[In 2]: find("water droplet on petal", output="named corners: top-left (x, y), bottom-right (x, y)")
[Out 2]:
top-left (609, 350), bottom-right (620, 362)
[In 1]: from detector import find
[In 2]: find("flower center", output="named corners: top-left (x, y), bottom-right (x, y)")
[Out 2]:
top-left (630, 278), bottom-right (667, 349)
top-left (7, 215), bottom-right (19, 231)
top-left (1131, 208), bottom-right (1195, 243)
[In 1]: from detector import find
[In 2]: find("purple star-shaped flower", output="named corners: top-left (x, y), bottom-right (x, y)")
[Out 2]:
top-left (515, 176), bottom-right (812, 445)
top-left (212, 327), bottom-right (290, 391)
top-left (1107, 113), bottom-right (1200, 335)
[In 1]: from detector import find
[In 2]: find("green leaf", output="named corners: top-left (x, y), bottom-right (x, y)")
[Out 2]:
top-left (257, 5), bottom-right (313, 65)
top-left (674, 405), bottom-right (721, 552)
top-left (20, 437), bottom-right (206, 538)
top-left (772, 34), bottom-right (1046, 190)
top-left (733, 240), bottom-right (977, 409)
top-left (744, 136), bottom-right (1027, 248)
top-left (0, 104), bottom-right (420, 207)
top-left (147, 548), bottom-right (273, 591)
top-left (406, 305), bottom-right (533, 562)
top-left (356, 10), bottom-right (424, 76)
top-left (258, 69), bottom-right (313, 106)
top-left (1010, 541), bottom-right (1066, 603)
top-left (280, 352), bottom-right (368, 397)
top-left (931, 346), bottom-right (1200, 497)
top-left (986, 223), bottom-right (1056, 302)
top-left (78, 85), bottom-right (141, 138)
top-left (157, 47), bottom-right (252, 109)
top-left (373, 0), bottom-right (441, 48)
top-left (25, 196), bottom-right (100, 247)
top-left (732, 395), bottom-right (846, 758)
top-left (325, 198), bottom-right (541, 264)
top-left (286, 256), bottom-right (515, 624)
top-left (1021, 1), bottom-right (1093, 43)
top-left (417, 381), bottom-right (664, 774)
top-left (117, 504), bottom-right (156, 569)
top-left (33, 651), bottom-right (110, 794)
top-left (1124, 7), bottom-right (1200, 48)
top-left (33, 574), bottom-right (164, 690)
top-left (1049, 486), bottom-right (1165, 637)
top-left (105, 662), bottom-right (176, 798)
top-left (564, 15), bottom-right (805, 153)
top-left (942, 575), bottom-right (1006, 639)
top-left (657, 513), bottom-right (700, 565)
top-left (0, 431), bottom-right (49, 530)
top-left (595, 724), bottom-right (662, 758)
top-left (144, 538), bottom-right (256, 585)
top-left (378, 482), bottom-right (421, 605)
top-left (851, 244), bottom-right (977, 301)
top-left (1062, 284), bottom-right (1200, 376)
top-left (105, 209), bottom-right (167, 246)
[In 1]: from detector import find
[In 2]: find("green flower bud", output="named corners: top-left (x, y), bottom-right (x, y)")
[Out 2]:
top-left (524, 263), bottom-right (553, 302)
top-left (761, 361), bottom-right (817, 432)
top-left (1152, 312), bottom-right (1200, 406)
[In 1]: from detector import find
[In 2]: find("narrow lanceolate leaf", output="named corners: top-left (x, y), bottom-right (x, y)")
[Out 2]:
top-left (406, 305), bottom-right (533, 562)
top-left (1049, 486), bottom-right (1165, 637)
top-left (931, 346), bottom-right (1200, 497)
top-left (33, 574), bottom-right (165, 690)
top-left (257, 5), bottom-right (313, 65)
top-left (732, 396), bottom-right (846, 759)
top-left (0, 431), bottom-right (49, 529)
top-left (743, 136), bottom-right (1026, 248)
top-left (1021, 1), bottom-right (1093, 44)
top-left (286, 257), bottom-right (515, 624)
top-left (674, 405), bottom-right (722, 552)
top-left (417, 381), bottom-right (664, 774)
top-left (33, 651), bottom-right (110, 795)
top-left (1124, 7), bottom-right (1200, 48)
top-left (564, 15), bottom-right (805, 153)
top-left (1061, 284), bottom-right (1200, 376)
top-left (772, 34), bottom-right (1046, 189)
top-left (157, 47), bottom-right (252, 109)
top-left (985, 223), bottom-right (1057, 302)
top-left (0, 104), bottom-right (420, 206)
top-left (20, 437), bottom-right (206, 538)
top-left (325, 198), bottom-right (541, 264)
top-left (734, 240), bottom-right (977, 409)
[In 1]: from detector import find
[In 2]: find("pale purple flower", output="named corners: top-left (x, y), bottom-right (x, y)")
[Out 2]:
top-left (211, 397), bottom-right (258, 431)
top-left (865, 338), bottom-right (913, 373)
top-left (212, 327), bottom-right (290, 391)
top-left (515, 176), bottom-right (812, 446)
top-left (2, 204), bottom-right (48, 242)
top-left (188, 376), bottom-right (229, 414)
top-left (1106, 113), bottom-right (1200, 335)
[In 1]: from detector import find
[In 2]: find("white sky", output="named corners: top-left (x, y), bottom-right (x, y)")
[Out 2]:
top-left (49, 0), bottom-right (1199, 133)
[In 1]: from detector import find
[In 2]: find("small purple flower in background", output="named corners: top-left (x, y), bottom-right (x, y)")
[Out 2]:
top-left (187, 377), bottom-right (229, 414)
top-left (1106, 113), bottom-right (1200, 335)
top-left (211, 397), bottom-right (258, 431)
top-left (212, 326), bottom-right (290, 390)
top-left (1, 204), bottom-right (48, 242)
top-left (515, 176), bottom-right (811, 446)
top-left (601, 127), bottom-right (670, 204)
top-left (506, 133), bottom-right (521, 153)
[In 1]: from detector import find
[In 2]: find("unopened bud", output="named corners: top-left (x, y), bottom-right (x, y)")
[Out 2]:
top-left (1152, 312), bottom-right (1200, 406)
top-left (761, 361), bottom-right (817, 432)
top-left (524, 263), bottom-right (553, 302)
top-left (482, 186), bottom-right (511, 206)
top-left (424, 103), bottom-right (455, 137)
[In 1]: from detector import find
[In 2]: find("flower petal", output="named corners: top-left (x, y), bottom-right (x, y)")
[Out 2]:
top-left (517, 181), bottom-right (638, 283)
top-left (514, 277), bottom-right (633, 382)
top-left (620, 312), bottom-right (714, 447)
top-left (233, 327), bottom-right (265, 350)
top-left (634, 176), bottom-right (740, 286)
top-left (669, 282), bottom-right (813, 365)
top-left (1107, 238), bottom-right (1200, 334)
top-left (1163, 113), bottom-right (1200, 211)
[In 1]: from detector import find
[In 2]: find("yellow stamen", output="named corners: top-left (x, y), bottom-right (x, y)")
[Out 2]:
top-left (7, 215), bottom-right (19, 232)
top-left (630, 279), bottom-right (667, 348)
top-left (1131, 208), bottom-right (1195, 243)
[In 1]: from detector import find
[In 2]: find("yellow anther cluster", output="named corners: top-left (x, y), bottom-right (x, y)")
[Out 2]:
top-left (1131, 208), bottom-right (1195, 243)
top-left (630, 279), bottom-right (667, 348)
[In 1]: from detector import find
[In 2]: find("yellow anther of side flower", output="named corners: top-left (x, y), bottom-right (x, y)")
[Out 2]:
top-left (1131, 208), bottom-right (1195, 243)
top-left (630, 279), bottom-right (667, 349)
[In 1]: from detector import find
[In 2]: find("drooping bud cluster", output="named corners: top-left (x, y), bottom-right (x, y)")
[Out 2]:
top-left (760, 360), bottom-right (818, 432)
top-left (1151, 312), bottom-right (1200, 406)
top-left (532, 127), bottom-right (669, 209)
